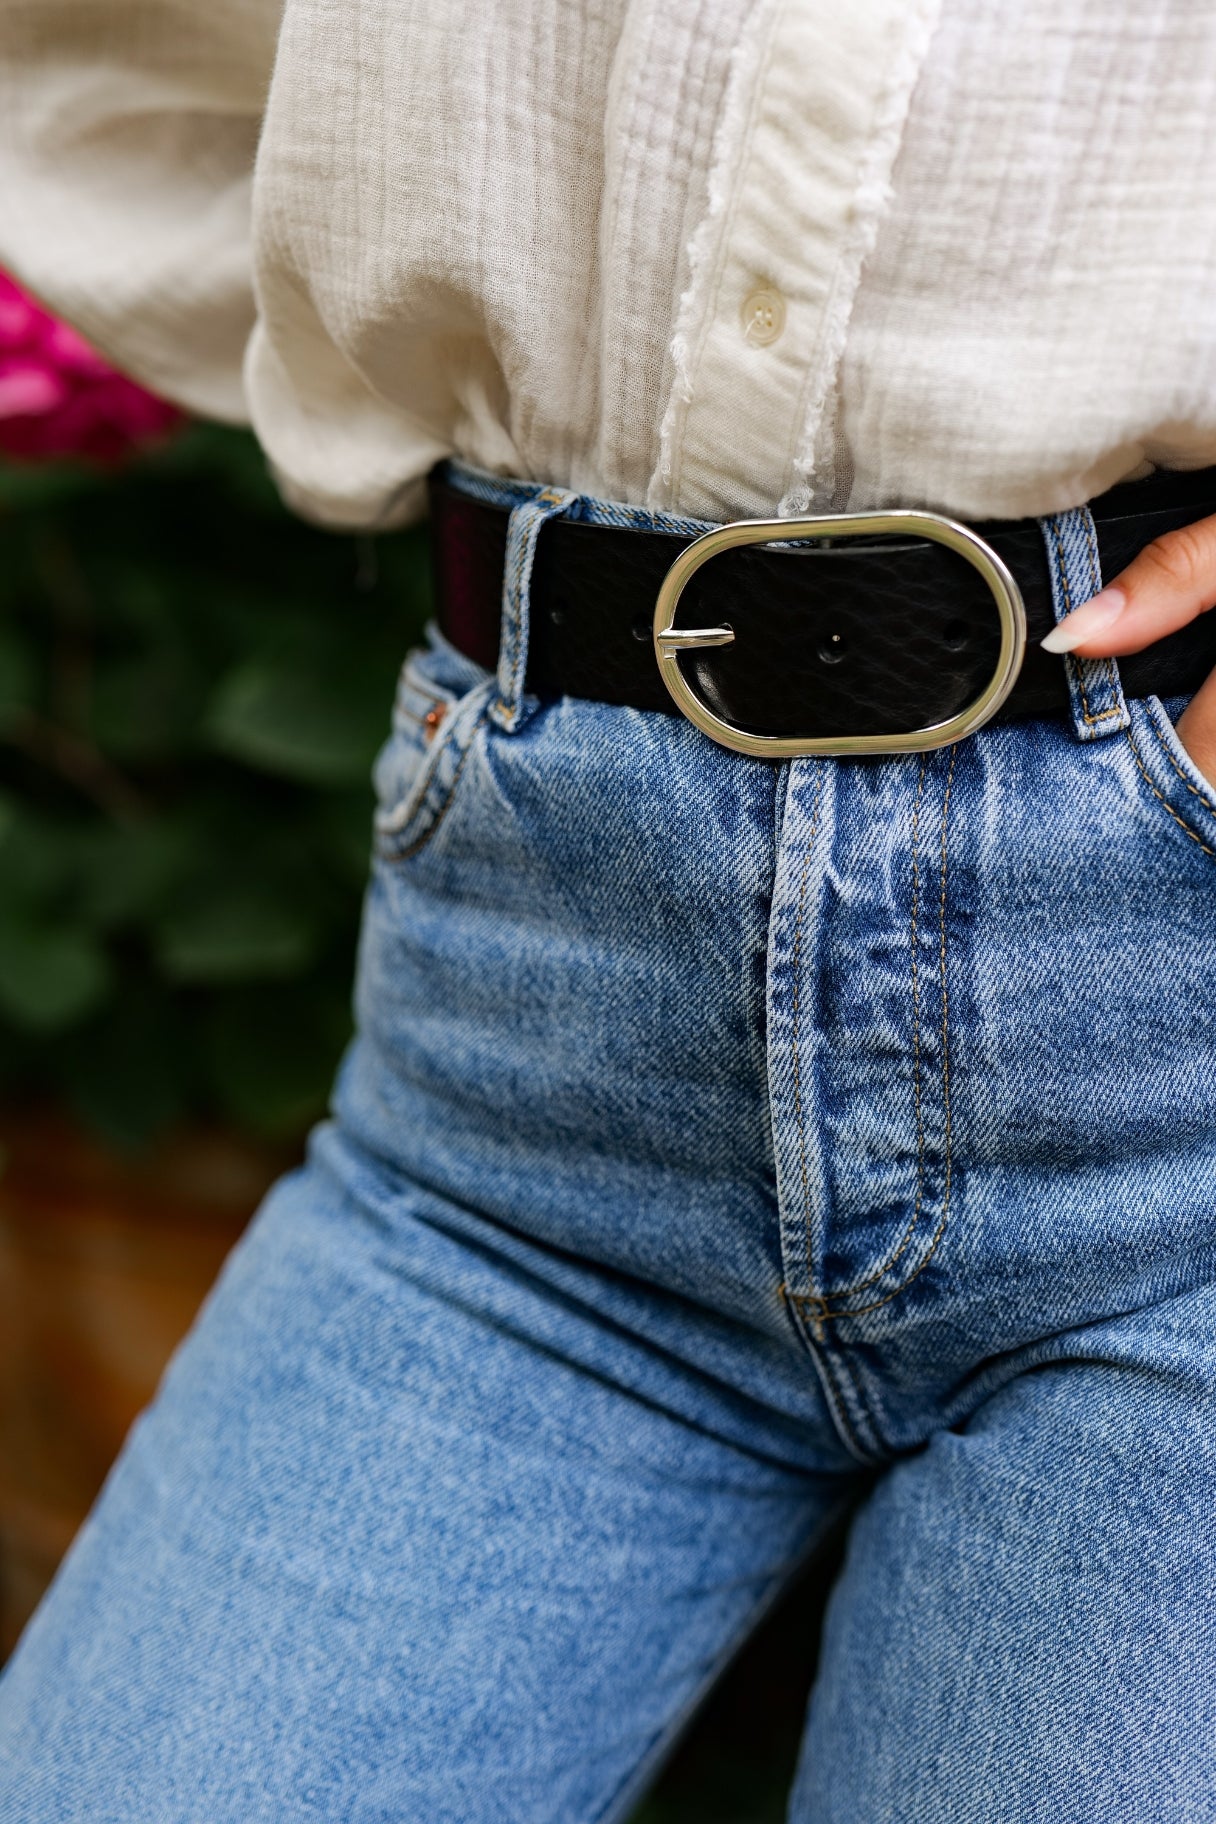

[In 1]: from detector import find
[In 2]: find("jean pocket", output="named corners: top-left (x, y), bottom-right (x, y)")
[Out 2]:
top-left (372, 628), bottom-right (495, 863)
top-left (1122, 695), bottom-right (1216, 866)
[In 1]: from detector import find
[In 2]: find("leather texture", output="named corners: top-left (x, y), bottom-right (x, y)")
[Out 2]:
top-left (430, 467), bottom-right (1216, 737)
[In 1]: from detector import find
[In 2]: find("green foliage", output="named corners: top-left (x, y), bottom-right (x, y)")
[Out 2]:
top-left (0, 425), bottom-right (431, 1148)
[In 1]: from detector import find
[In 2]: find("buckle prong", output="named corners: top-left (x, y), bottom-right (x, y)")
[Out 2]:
top-left (656, 625), bottom-right (736, 654)
top-left (652, 510), bottom-right (1027, 759)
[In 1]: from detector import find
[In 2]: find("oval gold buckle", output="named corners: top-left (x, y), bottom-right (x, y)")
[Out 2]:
top-left (652, 511), bottom-right (1027, 758)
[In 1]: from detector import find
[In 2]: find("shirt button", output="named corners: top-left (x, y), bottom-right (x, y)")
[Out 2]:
top-left (741, 286), bottom-right (786, 347)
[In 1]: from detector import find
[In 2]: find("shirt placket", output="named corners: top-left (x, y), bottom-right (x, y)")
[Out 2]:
top-left (651, 0), bottom-right (944, 524)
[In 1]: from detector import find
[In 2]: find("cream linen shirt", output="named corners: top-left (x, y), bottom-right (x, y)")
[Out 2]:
top-left (1, 1), bottom-right (1215, 531)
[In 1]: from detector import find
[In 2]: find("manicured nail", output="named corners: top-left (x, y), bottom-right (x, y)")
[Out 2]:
top-left (1040, 586), bottom-right (1126, 654)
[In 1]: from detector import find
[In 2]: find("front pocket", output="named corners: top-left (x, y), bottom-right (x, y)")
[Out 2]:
top-left (1122, 696), bottom-right (1216, 866)
top-left (372, 632), bottom-right (496, 862)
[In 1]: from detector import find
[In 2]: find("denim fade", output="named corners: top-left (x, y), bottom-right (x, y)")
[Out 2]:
top-left (2, 472), bottom-right (1216, 1823)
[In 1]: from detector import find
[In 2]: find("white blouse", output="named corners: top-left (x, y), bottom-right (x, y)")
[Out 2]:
top-left (1, 0), bottom-right (1214, 532)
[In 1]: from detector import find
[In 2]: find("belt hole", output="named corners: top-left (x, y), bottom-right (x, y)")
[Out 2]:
top-left (631, 613), bottom-right (651, 643)
top-left (818, 632), bottom-right (847, 665)
top-left (941, 619), bottom-right (969, 651)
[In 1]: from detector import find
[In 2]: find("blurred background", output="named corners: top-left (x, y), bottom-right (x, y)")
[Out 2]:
top-left (0, 272), bottom-right (835, 1822)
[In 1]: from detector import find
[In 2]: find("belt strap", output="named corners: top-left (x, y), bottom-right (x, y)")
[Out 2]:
top-left (430, 466), bottom-right (1216, 738)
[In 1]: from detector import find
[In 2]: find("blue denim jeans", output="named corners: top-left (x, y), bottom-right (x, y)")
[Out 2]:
top-left (3, 475), bottom-right (1216, 1823)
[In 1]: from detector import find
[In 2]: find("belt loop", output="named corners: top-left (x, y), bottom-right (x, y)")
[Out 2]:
top-left (1039, 507), bottom-right (1129, 742)
top-left (490, 486), bottom-right (580, 733)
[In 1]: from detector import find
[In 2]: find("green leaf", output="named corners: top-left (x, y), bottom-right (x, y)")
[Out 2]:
top-left (0, 915), bottom-right (113, 1031)
top-left (0, 460), bottom-right (107, 514)
top-left (77, 820), bottom-right (192, 929)
top-left (0, 806), bottom-right (86, 910)
top-left (0, 415), bottom-right (427, 1138)
top-left (90, 647), bottom-right (204, 761)
top-left (154, 883), bottom-right (321, 983)
top-left (0, 624), bottom-right (36, 729)
top-left (204, 656), bottom-right (392, 786)
top-left (201, 985), bottom-right (350, 1137)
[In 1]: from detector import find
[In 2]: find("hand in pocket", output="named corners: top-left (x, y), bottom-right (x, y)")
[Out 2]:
top-left (1041, 510), bottom-right (1216, 784)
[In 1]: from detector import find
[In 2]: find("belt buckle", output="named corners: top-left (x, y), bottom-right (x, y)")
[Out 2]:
top-left (652, 511), bottom-right (1027, 758)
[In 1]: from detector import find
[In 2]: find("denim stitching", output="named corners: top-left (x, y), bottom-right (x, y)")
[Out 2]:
top-left (496, 497), bottom-right (558, 727)
top-left (446, 460), bottom-right (711, 538)
top-left (1082, 507), bottom-right (1101, 596)
top-left (1049, 515), bottom-right (1123, 726)
top-left (779, 1286), bottom-right (876, 1461)
top-left (1124, 719), bottom-right (1216, 860)
top-left (1066, 512), bottom-right (1124, 724)
top-left (483, 476), bottom-right (708, 730)
top-left (379, 707), bottom-right (489, 863)
top-left (844, 1343), bottom-right (892, 1458)
top-left (814, 1332), bottom-right (876, 1461)
top-left (402, 657), bottom-right (459, 699)
top-left (1083, 509), bottom-right (1125, 719)
top-left (792, 744), bottom-right (958, 1323)
top-left (827, 746), bottom-right (956, 1318)
top-left (1070, 514), bottom-right (1216, 849)
top-left (808, 760), bottom-right (929, 1303)
top-left (497, 527), bottom-right (528, 725)
top-left (1144, 706), bottom-right (1216, 821)
top-left (791, 763), bottom-right (825, 1294)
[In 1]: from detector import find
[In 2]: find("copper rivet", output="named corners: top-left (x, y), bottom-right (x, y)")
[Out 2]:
top-left (423, 705), bottom-right (446, 741)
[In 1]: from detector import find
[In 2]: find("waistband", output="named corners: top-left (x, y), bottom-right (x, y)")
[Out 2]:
top-left (430, 460), bottom-right (1216, 756)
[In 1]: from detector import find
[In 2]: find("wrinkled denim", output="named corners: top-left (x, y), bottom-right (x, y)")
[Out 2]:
top-left (2, 477), bottom-right (1216, 1823)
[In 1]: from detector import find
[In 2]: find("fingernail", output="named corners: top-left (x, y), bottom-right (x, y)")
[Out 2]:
top-left (1040, 586), bottom-right (1126, 654)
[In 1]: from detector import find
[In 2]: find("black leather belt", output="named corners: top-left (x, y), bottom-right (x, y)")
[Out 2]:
top-left (430, 465), bottom-right (1216, 753)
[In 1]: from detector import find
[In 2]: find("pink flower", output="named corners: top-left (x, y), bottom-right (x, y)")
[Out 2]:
top-left (0, 271), bottom-right (181, 464)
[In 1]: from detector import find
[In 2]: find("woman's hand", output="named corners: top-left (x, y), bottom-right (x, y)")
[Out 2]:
top-left (1042, 511), bottom-right (1216, 785)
